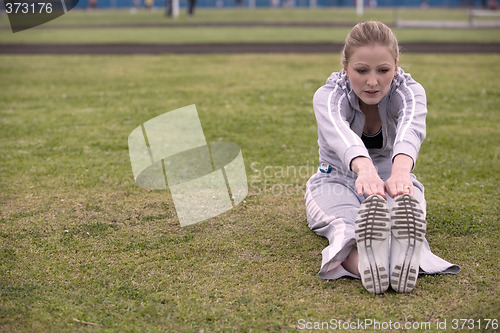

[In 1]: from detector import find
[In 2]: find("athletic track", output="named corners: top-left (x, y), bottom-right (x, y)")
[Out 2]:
top-left (1, 21), bottom-right (499, 54)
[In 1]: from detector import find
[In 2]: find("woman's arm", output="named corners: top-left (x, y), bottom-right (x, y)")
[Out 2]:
top-left (386, 71), bottom-right (427, 198)
top-left (391, 72), bottom-right (427, 169)
top-left (384, 153), bottom-right (414, 198)
top-left (351, 156), bottom-right (386, 199)
top-left (313, 73), bottom-right (370, 170)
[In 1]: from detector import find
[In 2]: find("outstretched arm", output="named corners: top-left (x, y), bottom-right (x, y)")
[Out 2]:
top-left (351, 156), bottom-right (386, 199)
top-left (384, 153), bottom-right (414, 198)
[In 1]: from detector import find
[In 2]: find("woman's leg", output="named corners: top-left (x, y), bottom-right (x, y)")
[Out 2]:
top-left (341, 247), bottom-right (359, 276)
top-left (305, 173), bottom-right (363, 280)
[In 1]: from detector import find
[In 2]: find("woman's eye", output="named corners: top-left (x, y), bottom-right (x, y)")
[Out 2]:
top-left (378, 68), bottom-right (390, 73)
top-left (356, 69), bottom-right (367, 74)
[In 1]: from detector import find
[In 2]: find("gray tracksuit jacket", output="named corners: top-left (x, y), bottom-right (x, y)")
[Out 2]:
top-left (313, 67), bottom-right (427, 180)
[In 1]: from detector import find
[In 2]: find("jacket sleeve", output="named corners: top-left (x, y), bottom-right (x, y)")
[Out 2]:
top-left (313, 81), bottom-right (369, 170)
top-left (391, 74), bottom-right (427, 169)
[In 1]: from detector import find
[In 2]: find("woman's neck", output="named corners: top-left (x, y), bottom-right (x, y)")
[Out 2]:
top-left (359, 100), bottom-right (378, 113)
top-left (359, 100), bottom-right (382, 136)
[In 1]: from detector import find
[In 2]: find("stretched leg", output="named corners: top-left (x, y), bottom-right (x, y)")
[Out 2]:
top-left (355, 194), bottom-right (391, 294)
top-left (391, 179), bottom-right (460, 276)
top-left (342, 247), bottom-right (359, 276)
top-left (390, 193), bottom-right (426, 293)
top-left (305, 174), bottom-right (363, 280)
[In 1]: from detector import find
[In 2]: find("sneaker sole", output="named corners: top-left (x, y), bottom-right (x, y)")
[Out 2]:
top-left (355, 195), bottom-right (391, 294)
top-left (390, 194), bottom-right (426, 293)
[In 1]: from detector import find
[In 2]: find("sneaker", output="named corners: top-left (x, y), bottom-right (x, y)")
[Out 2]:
top-left (355, 194), bottom-right (391, 294)
top-left (390, 194), bottom-right (427, 293)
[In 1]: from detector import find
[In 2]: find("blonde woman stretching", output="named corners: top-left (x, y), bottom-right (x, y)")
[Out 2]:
top-left (305, 21), bottom-right (460, 294)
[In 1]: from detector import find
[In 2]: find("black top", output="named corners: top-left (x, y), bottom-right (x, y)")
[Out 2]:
top-left (361, 128), bottom-right (383, 149)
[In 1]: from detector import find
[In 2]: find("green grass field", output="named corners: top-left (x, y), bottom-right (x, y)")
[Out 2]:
top-left (1, 8), bottom-right (500, 333)
top-left (1, 8), bottom-right (500, 43)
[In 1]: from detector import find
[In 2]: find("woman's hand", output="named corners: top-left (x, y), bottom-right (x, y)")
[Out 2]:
top-left (351, 156), bottom-right (386, 199)
top-left (385, 154), bottom-right (414, 198)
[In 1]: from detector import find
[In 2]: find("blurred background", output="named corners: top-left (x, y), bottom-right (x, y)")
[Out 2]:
top-left (49, 0), bottom-right (498, 10)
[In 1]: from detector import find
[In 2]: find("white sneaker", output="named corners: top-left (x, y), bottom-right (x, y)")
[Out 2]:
top-left (390, 194), bottom-right (427, 293)
top-left (355, 194), bottom-right (391, 294)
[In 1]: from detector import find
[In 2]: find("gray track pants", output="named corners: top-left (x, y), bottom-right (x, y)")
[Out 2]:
top-left (304, 167), bottom-right (460, 280)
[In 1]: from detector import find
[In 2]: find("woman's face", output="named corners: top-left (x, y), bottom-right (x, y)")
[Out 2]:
top-left (344, 44), bottom-right (398, 106)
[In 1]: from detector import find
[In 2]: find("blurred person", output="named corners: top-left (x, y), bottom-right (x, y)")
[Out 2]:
top-left (165, 0), bottom-right (171, 16)
top-left (188, 0), bottom-right (196, 16)
top-left (165, 0), bottom-right (196, 17)
top-left (130, 0), bottom-right (141, 13)
top-left (88, 0), bottom-right (97, 9)
top-left (304, 21), bottom-right (460, 294)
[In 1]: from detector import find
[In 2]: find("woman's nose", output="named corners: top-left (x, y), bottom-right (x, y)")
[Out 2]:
top-left (367, 73), bottom-right (377, 86)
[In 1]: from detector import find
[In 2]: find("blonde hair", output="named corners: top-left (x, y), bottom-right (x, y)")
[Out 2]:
top-left (341, 21), bottom-right (399, 67)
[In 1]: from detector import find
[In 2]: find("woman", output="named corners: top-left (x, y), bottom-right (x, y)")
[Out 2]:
top-left (305, 21), bottom-right (460, 294)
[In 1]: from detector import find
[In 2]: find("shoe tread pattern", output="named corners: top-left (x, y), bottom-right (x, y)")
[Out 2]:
top-left (391, 194), bottom-right (427, 293)
top-left (355, 195), bottom-right (391, 294)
